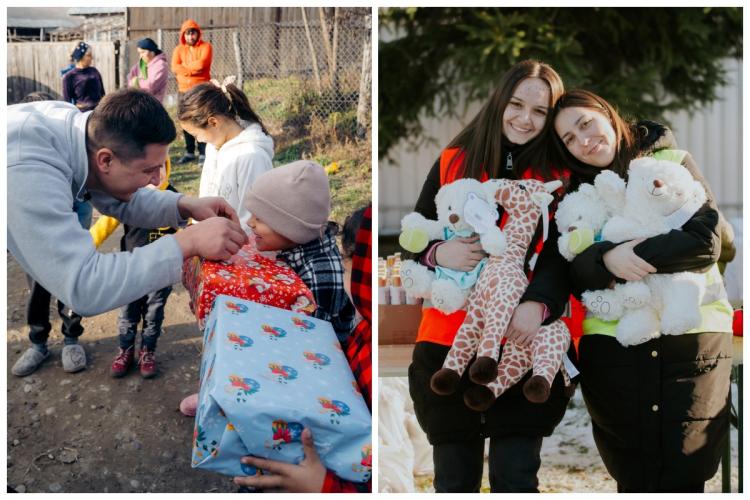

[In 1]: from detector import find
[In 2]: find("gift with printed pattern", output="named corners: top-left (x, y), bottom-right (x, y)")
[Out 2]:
top-left (182, 242), bottom-right (316, 329)
top-left (191, 295), bottom-right (372, 482)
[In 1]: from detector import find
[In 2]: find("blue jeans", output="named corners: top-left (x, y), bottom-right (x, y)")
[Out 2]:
top-left (117, 286), bottom-right (172, 350)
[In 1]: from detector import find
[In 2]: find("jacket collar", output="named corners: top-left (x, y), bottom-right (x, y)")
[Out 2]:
top-left (278, 226), bottom-right (336, 264)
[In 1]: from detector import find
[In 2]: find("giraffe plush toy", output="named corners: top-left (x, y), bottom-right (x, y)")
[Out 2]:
top-left (430, 178), bottom-right (573, 411)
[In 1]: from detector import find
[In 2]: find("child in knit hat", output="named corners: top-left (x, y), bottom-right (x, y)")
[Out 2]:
top-left (245, 160), bottom-right (356, 344)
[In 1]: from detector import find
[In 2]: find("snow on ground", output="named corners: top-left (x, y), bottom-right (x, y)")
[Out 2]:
top-left (379, 377), bottom-right (740, 493)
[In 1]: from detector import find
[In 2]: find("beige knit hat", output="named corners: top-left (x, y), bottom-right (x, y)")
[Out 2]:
top-left (245, 160), bottom-right (331, 244)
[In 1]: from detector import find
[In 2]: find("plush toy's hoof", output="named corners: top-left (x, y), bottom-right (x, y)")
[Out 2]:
top-left (523, 375), bottom-right (551, 404)
top-left (464, 385), bottom-right (495, 412)
top-left (430, 368), bottom-right (461, 396)
top-left (468, 356), bottom-right (497, 385)
top-left (563, 382), bottom-right (577, 399)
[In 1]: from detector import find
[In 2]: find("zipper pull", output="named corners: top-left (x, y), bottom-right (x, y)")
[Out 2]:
top-left (505, 152), bottom-right (513, 171)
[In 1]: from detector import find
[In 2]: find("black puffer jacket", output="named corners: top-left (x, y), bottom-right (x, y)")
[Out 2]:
top-left (407, 152), bottom-right (574, 446)
top-left (570, 122), bottom-right (734, 491)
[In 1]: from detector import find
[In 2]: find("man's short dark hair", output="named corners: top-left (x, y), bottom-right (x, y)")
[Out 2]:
top-left (87, 88), bottom-right (176, 161)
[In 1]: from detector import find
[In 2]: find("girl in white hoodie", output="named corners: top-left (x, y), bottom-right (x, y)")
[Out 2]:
top-left (178, 78), bottom-right (274, 233)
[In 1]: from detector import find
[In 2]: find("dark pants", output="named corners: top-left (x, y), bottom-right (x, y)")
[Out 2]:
top-left (433, 435), bottom-right (543, 493)
top-left (183, 129), bottom-right (205, 156)
top-left (26, 199), bottom-right (91, 345)
top-left (26, 276), bottom-right (83, 345)
top-left (117, 286), bottom-right (172, 350)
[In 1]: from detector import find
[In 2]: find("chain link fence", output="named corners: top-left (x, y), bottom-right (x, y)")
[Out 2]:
top-left (123, 16), bottom-right (371, 137)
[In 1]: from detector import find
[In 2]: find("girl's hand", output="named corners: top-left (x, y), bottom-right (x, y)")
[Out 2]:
top-left (602, 239), bottom-right (656, 281)
top-left (233, 428), bottom-right (326, 493)
top-left (505, 301), bottom-right (545, 347)
top-left (435, 236), bottom-right (487, 272)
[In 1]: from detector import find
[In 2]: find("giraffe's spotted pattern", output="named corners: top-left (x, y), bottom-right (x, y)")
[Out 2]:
top-left (438, 179), bottom-right (572, 400)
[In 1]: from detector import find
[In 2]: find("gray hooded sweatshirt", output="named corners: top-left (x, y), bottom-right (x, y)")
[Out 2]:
top-left (7, 101), bottom-right (185, 316)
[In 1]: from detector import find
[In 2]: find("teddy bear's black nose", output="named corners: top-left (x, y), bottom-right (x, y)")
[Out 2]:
top-left (653, 179), bottom-right (664, 188)
top-left (449, 214), bottom-right (459, 224)
top-left (568, 226), bottom-right (577, 233)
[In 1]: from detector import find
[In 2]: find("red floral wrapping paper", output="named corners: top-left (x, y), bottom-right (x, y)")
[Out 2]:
top-left (182, 242), bottom-right (317, 329)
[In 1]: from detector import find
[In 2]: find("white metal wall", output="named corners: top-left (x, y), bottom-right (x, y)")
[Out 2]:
top-left (379, 58), bottom-right (743, 234)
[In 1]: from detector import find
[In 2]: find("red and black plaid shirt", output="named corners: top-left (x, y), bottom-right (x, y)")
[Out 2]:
top-left (323, 205), bottom-right (372, 493)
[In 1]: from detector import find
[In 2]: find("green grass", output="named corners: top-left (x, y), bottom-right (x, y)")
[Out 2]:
top-left (166, 131), bottom-right (202, 197)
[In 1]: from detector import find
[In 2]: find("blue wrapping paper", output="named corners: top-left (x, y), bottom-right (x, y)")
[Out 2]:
top-left (191, 295), bottom-right (372, 483)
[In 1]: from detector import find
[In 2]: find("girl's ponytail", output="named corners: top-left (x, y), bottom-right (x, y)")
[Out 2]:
top-left (177, 79), bottom-right (269, 136)
top-left (225, 83), bottom-right (269, 136)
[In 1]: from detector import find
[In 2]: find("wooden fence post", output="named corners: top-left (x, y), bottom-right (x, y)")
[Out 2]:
top-left (301, 8), bottom-right (322, 95)
top-left (233, 30), bottom-right (244, 89)
top-left (331, 7), bottom-right (340, 97)
top-left (118, 39), bottom-right (128, 89)
top-left (356, 22), bottom-right (371, 138)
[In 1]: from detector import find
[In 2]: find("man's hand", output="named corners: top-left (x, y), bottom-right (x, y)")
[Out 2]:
top-left (233, 428), bottom-right (327, 493)
top-left (505, 301), bottom-right (545, 347)
top-left (177, 196), bottom-right (240, 224)
top-left (434, 236), bottom-right (487, 272)
top-left (602, 239), bottom-right (656, 281)
top-left (173, 217), bottom-right (248, 260)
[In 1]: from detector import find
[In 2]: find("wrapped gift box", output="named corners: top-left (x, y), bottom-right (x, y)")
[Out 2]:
top-left (191, 295), bottom-right (372, 483)
top-left (182, 242), bottom-right (316, 329)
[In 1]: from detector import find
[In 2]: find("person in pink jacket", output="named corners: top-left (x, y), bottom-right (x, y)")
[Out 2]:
top-left (128, 38), bottom-right (168, 103)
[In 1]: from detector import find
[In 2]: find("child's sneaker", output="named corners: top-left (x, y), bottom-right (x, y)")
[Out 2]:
top-left (179, 393), bottom-right (199, 417)
top-left (11, 347), bottom-right (50, 377)
top-left (138, 348), bottom-right (158, 379)
top-left (111, 346), bottom-right (135, 378)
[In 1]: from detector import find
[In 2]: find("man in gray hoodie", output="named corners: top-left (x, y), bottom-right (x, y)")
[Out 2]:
top-left (8, 88), bottom-right (248, 375)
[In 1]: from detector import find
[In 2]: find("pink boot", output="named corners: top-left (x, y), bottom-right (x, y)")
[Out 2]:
top-left (179, 393), bottom-right (199, 417)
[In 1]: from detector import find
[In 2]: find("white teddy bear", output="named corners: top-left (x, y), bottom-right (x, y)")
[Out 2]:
top-left (581, 157), bottom-right (708, 346)
top-left (399, 178), bottom-right (507, 314)
top-left (555, 171), bottom-right (625, 262)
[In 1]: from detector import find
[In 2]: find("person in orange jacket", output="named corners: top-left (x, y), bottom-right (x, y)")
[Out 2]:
top-left (171, 19), bottom-right (213, 164)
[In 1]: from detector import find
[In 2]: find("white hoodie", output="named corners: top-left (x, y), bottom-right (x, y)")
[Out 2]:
top-left (199, 121), bottom-right (274, 233)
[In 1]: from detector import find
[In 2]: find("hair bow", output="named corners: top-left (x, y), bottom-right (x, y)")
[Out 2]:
top-left (210, 75), bottom-right (238, 101)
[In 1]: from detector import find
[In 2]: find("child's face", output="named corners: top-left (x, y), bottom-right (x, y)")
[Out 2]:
top-left (248, 214), bottom-right (296, 252)
top-left (180, 119), bottom-right (224, 149)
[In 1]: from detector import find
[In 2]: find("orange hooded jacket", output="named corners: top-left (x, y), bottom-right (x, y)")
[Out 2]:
top-left (171, 19), bottom-right (213, 92)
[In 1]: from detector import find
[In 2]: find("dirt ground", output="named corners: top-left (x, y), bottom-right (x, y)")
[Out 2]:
top-left (6, 226), bottom-right (239, 493)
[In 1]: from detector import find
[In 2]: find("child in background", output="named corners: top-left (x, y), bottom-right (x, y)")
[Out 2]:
top-left (177, 78), bottom-right (274, 234)
top-left (89, 160), bottom-right (179, 379)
